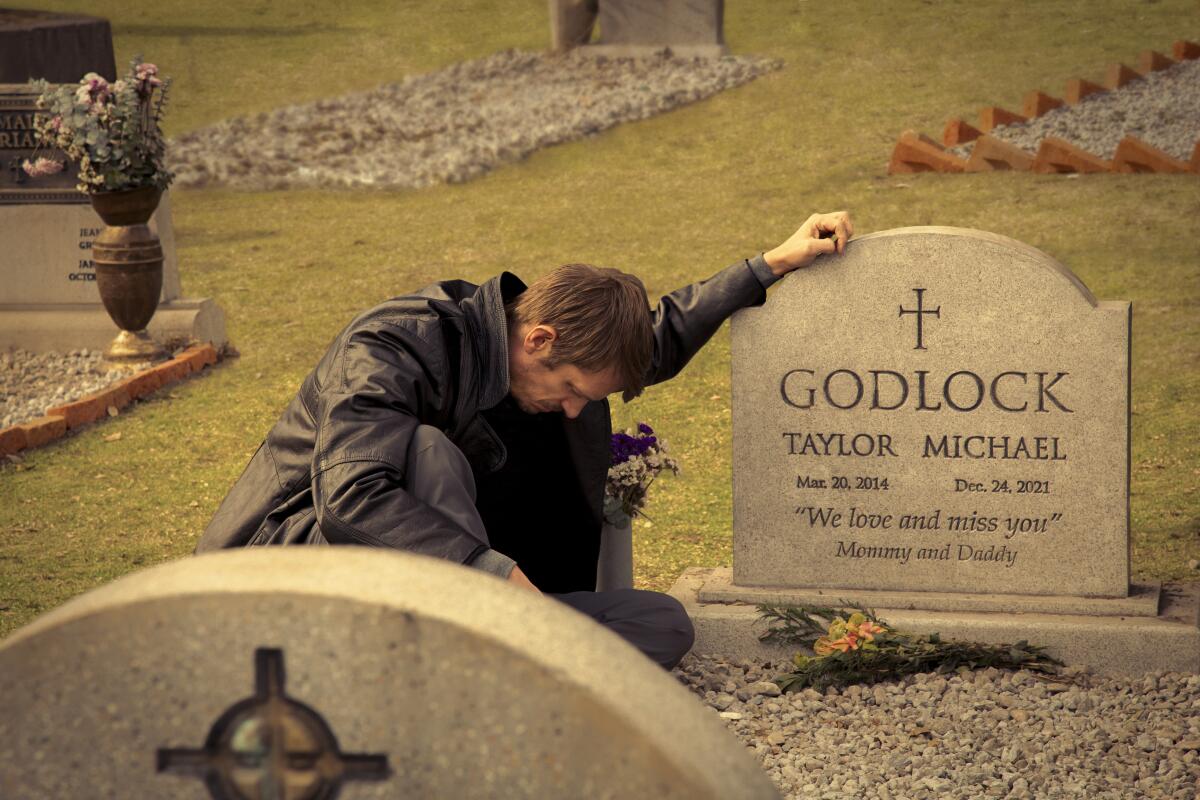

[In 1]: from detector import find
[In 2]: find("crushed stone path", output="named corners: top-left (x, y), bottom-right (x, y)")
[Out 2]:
top-left (677, 654), bottom-right (1200, 799)
top-left (949, 58), bottom-right (1200, 161)
top-left (168, 48), bottom-right (781, 191)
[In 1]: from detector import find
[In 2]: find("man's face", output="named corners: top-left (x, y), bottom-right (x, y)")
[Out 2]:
top-left (508, 324), bottom-right (624, 418)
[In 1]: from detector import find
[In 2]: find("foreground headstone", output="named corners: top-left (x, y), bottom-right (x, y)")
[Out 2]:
top-left (673, 227), bottom-right (1200, 675)
top-left (0, 549), bottom-right (779, 799)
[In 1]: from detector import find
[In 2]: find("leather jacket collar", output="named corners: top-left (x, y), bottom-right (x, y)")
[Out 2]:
top-left (462, 271), bottom-right (526, 411)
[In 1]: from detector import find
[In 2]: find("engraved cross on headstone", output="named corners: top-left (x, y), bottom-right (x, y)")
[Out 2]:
top-left (157, 648), bottom-right (390, 800)
top-left (898, 287), bottom-right (940, 350)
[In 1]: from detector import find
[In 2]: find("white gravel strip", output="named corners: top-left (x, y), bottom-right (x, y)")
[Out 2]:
top-left (677, 654), bottom-right (1200, 799)
top-left (167, 48), bottom-right (781, 191)
top-left (0, 349), bottom-right (125, 430)
top-left (949, 58), bottom-right (1200, 161)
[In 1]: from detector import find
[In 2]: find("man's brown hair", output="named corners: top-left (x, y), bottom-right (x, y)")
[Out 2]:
top-left (508, 263), bottom-right (653, 401)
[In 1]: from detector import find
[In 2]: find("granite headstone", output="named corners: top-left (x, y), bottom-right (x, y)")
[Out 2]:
top-left (730, 227), bottom-right (1129, 598)
top-left (0, 549), bottom-right (779, 799)
top-left (0, 84), bottom-right (225, 351)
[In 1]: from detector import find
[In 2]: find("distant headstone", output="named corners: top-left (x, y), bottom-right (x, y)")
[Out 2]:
top-left (0, 84), bottom-right (225, 352)
top-left (0, 9), bottom-right (116, 83)
top-left (732, 227), bottom-right (1128, 598)
top-left (549, 0), bottom-right (599, 51)
top-left (672, 227), bottom-right (1200, 676)
top-left (0, 549), bottom-right (779, 799)
top-left (549, 0), bottom-right (727, 58)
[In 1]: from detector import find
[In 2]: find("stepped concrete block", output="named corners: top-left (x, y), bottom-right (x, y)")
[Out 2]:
top-left (1022, 90), bottom-right (1064, 118)
top-left (978, 106), bottom-right (1026, 132)
top-left (964, 134), bottom-right (1035, 172)
top-left (0, 426), bottom-right (26, 456)
top-left (0, 298), bottom-right (226, 354)
top-left (888, 130), bottom-right (967, 174)
top-left (672, 568), bottom-right (1200, 677)
top-left (1065, 78), bottom-right (1105, 104)
top-left (1112, 136), bottom-right (1192, 174)
top-left (1032, 137), bottom-right (1112, 174)
top-left (18, 415), bottom-right (66, 448)
top-left (1174, 40), bottom-right (1200, 60)
top-left (1105, 63), bottom-right (1141, 89)
top-left (942, 118), bottom-right (981, 147)
top-left (1137, 50), bottom-right (1175, 74)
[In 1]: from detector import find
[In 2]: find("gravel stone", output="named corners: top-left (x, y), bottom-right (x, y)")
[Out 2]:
top-left (169, 48), bottom-right (781, 191)
top-left (948, 58), bottom-right (1200, 161)
top-left (675, 654), bottom-right (1200, 799)
top-left (0, 349), bottom-right (126, 430)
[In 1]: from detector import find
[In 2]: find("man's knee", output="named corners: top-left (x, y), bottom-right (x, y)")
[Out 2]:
top-left (652, 592), bottom-right (696, 670)
top-left (613, 589), bottom-right (695, 671)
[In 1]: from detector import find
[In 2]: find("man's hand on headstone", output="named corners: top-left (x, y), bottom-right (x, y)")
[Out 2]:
top-left (763, 211), bottom-right (854, 276)
top-left (507, 564), bottom-right (542, 594)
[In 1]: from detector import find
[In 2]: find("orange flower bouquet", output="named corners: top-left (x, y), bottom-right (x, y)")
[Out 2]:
top-left (758, 604), bottom-right (1060, 692)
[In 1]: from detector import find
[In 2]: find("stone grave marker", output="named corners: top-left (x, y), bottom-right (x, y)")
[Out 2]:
top-left (0, 548), bottom-right (779, 799)
top-left (550, 0), bottom-right (727, 58)
top-left (673, 227), bottom-right (1200, 675)
top-left (0, 81), bottom-right (225, 352)
top-left (732, 226), bottom-right (1128, 598)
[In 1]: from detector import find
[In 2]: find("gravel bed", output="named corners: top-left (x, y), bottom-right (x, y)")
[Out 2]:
top-left (949, 58), bottom-right (1200, 161)
top-left (677, 654), bottom-right (1200, 799)
top-left (0, 349), bottom-right (127, 430)
top-left (168, 48), bottom-right (781, 191)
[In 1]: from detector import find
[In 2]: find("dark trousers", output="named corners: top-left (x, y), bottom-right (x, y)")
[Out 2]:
top-left (408, 425), bottom-right (695, 670)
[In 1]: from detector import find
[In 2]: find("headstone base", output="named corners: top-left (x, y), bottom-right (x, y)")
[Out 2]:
top-left (672, 567), bottom-right (1200, 676)
top-left (0, 298), bottom-right (226, 353)
top-left (578, 43), bottom-right (727, 58)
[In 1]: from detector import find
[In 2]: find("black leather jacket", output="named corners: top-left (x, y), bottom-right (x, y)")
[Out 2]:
top-left (196, 255), bottom-right (778, 568)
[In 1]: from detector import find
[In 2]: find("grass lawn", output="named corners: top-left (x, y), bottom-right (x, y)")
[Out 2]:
top-left (1, 0), bottom-right (1197, 638)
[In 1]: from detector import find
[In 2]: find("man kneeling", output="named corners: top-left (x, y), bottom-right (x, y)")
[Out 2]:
top-left (196, 212), bottom-right (854, 670)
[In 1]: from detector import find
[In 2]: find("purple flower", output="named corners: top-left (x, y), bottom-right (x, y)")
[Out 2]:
top-left (637, 422), bottom-right (654, 435)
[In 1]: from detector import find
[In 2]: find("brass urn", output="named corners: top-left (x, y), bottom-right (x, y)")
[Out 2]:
top-left (90, 186), bottom-right (168, 367)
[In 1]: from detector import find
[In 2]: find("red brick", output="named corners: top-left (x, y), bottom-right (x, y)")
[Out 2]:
top-left (1064, 78), bottom-right (1105, 105)
top-left (888, 130), bottom-right (967, 174)
top-left (46, 395), bottom-right (107, 430)
top-left (99, 383), bottom-right (132, 413)
top-left (1174, 40), bottom-right (1200, 61)
top-left (1137, 50), bottom-right (1174, 74)
top-left (978, 106), bottom-right (1026, 132)
top-left (942, 118), bottom-right (981, 147)
top-left (1105, 63), bottom-right (1141, 89)
top-left (1191, 140), bottom-right (1200, 174)
top-left (1022, 91), bottom-right (1064, 118)
top-left (193, 343), bottom-right (219, 368)
top-left (964, 135), bottom-right (1035, 172)
top-left (1111, 136), bottom-right (1191, 174)
top-left (19, 415), bottom-right (67, 448)
top-left (177, 344), bottom-right (217, 372)
top-left (1031, 137), bottom-right (1112, 174)
top-left (0, 425), bottom-right (27, 456)
top-left (155, 357), bottom-right (192, 384)
top-left (114, 369), bottom-right (164, 402)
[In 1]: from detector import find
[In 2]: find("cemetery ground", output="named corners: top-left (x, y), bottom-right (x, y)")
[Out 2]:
top-left (1, 0), bottom-right (1197, 713)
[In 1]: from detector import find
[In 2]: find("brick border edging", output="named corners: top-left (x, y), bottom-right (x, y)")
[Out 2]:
top-left (888, 39), bottom-right (1200, 175)
top-left (0, 343), bottom-right (221, 458)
